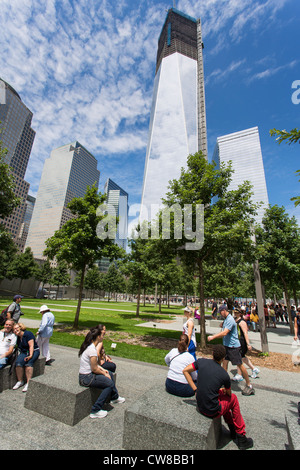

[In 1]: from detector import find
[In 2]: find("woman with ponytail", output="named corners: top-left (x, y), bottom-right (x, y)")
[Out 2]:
top-left (164, 334), bottom-right (197, 397)
top-left (79, 324), bottom-right (125, 419)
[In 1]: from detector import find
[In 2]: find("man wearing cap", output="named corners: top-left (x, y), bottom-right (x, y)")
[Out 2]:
top-left (6, 295), bottom-right (24, 323)
top-left (36, 305), bottom-right (55, 365)
top-left (208, 305), bottom-right (254, 396)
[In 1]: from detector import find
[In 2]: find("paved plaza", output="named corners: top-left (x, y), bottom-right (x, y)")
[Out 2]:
top-left (0, 315), bottom-right (299, 451)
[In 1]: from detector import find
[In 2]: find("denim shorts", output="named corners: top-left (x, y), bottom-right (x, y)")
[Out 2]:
top-left (15, 349), bottom-right (40, 367)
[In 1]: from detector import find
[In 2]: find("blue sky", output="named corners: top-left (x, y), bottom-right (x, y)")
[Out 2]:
top-left (0, 0), bottom-right (299, 225)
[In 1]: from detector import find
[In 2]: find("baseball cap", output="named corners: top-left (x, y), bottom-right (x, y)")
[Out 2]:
top-left (13, 295), bottom-right (23, 301)
top-left (218, 305), bottom-right (228, 313)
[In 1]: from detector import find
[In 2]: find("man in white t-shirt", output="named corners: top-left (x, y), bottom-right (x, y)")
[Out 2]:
top-left (0, 319), bottom-right (17, 369)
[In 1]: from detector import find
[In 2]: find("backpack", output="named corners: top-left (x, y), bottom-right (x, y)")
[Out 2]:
top-left (0, 306), bottom-right (9, 326)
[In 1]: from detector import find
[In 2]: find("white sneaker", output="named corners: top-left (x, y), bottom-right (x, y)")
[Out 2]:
top-left (90, 410), bottom-right (108, 419)
top-left (111, 396), bottom-right (125, 404)
top-left (13, 381), bottom-right (24, 390)
top-left (232, 374), bottom-right (243, 382)
top-left (22, 383), bottom-right (28, 392)
top-left (251, 367), bottom-right (260, 378)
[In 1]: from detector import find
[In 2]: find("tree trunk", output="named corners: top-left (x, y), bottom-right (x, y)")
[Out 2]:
top-left (159, 284), bottom-right (162, 313)
top-left (56, 284), bottom-right (60, 300)
top-left (136, 277), bottom-right (141, 318)
top-left (282, 277), bottom-right (295, 335)
top-left (198, 258), bottom-right (206, 348)
top-left (253, 260), bottom-right (269, 354)
top-left (73, 265), bottom-right (85, 329)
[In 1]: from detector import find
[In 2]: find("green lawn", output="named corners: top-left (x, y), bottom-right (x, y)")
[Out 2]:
top-left (0, 298), bottom-right (192, 366)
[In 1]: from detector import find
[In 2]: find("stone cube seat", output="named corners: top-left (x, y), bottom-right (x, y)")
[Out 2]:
top-left (123, 386), bottom-right (221, 450)
top-left (285, 408), bottom-right (300, 450)
top-left (24, 362), bottom-right (116, 426)
top-left (0, 357), bottom-right (46, 393)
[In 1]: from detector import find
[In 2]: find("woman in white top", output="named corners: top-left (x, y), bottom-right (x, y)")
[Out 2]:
top-left (78, 324), bottom-right (125, 419)
top-left (165, 334), bottom-right (197, 397)
top-left (183, 307), bottom-right (197, 360)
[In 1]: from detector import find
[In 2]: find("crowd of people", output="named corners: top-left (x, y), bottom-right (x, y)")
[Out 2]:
top-left (0, 295), bottom-right (55, 392)
top-left (1, 293), bottom-right (300, 451)
top-left (163, 300), bottom-right (300, 450)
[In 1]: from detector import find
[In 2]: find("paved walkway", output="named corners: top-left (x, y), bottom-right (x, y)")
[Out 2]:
top-left (138, 315), bottom-right (297, 355)
top-left (0, 316), bottom-right (299, 451)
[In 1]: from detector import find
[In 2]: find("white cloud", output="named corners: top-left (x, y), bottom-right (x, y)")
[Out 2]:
top-left (247, 60), bottom-right (298, 83)
top-left (206, 59), bottom-right (246, 84)
top-left (0, 0), bottom-right (294, 205)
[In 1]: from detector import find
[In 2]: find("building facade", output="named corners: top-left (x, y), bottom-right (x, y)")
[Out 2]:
top-left (0, 78), bottom-right (35, 250)
top-left (25, 141), bottom-right (100, 260)
top-left (104, 178), bottom-right (129, 251)
top-left (212, 127), bottom-right (269, 224)
top-left (140, 8), bottom-right (207, 220)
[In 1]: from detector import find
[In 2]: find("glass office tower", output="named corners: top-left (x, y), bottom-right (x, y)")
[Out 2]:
top-left (140, 8), bottom-right (207, 220)
top-left (0, 78), bottom-right (35, 250)
top-left (213, 127), bottom-right (269, 224)
top-left (104, 178), bottom-right (129, 251)
top-left (25, 141), bottom-right (100, 260)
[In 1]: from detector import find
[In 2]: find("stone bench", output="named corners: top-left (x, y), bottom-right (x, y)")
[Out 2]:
top-left (285, 408), bottom-right (300, 450)
top-left (123, 386), bottom-right (222, 450)
top-left (0, 357), bottom-right (46, 393)
top-left (24, 364), bottom-right (117, 426)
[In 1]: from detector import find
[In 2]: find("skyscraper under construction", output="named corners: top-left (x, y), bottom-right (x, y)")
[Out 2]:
top-left (140, 8), bottom-right (207, 219)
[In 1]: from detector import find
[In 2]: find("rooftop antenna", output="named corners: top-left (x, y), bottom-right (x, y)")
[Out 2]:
top-left (173, 1), bottom-right (176, 7)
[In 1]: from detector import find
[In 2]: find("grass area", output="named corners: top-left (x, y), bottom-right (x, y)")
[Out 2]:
top-left (0, 297), bottom-right (190, 366)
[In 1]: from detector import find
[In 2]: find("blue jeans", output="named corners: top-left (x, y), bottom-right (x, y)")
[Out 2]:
top-left (0, 357), bottom-right (8, 369)
top-left (165, 378), bottom-right (196, 397)
top-left (15, 349), bottom-right (40, 367)
top-left (79, 371), bottom-right (119, 413)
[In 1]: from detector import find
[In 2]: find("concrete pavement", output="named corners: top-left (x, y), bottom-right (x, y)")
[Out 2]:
top-left (0, 316), bottom-right (299, 451)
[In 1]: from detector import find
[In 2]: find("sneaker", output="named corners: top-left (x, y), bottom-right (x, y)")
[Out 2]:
top-left (251, 367), bottom-right (260, 378)
top-left (22, 383), bottom-right (28, 392)
top-left (232, 374), bottom-right (243, 382)
top-left (89, 410), bottom-right (108, 419)
top-left (111, 396), bottom-right (125, 404)
top-left (242, 384), bottom-right (255, 396)
top-left (13, 381), bottom-right (24, 390)
top-left (236, 433), bottom-right (254, 450)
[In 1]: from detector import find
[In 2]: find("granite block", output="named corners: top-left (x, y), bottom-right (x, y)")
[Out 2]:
top-left (123, 386), bottom-right (221, 450)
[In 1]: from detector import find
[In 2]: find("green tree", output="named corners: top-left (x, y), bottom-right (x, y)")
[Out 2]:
top-left (270, 127), bottom-right (300, 207)
top-left (255, 205), bottom-right (300, 333)
top-left (163, 151), bottom-right (258, 347)
top-left (0, 130), bottom-right (21, 219)
top-left (121, 232), bottom-right (153, 317)
top-left (270, 127), bottom-right (300, 145)
top-left (35, 259), bottom-right (54, 298)
top-left (103, 262), bottom-right (126, 301)
top-left (6, 247), bottom-right (38, 292)
top-left (51, 260), bottom-right (70, 299)
top-left (0, 129), bottom-right (19, 279)
top-left (83, 265), bottom-right (104, 300)
top-left (44, 186), bottom-right (124, 328)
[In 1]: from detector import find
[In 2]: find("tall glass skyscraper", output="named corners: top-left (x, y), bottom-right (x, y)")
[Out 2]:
top-left (140, 8), bottom-right (207, 220)
top-left (213, 127), bottom-right (269, 224)
top-left (104, 178), bottom-right (129, 251)
top-left (0, 78), bottom-right (35, 250)
top-left (25, 141), bottom-right (100, 260)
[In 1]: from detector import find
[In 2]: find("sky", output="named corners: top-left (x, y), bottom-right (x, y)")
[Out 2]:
top-left (0, 0), bottom-right (299, 228)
